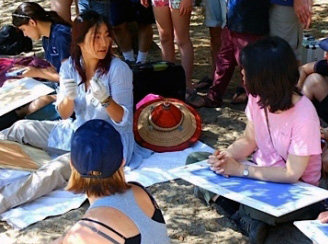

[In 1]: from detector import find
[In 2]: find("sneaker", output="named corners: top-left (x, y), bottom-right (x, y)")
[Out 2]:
top-left (233, 212), bottom-right (268, 244)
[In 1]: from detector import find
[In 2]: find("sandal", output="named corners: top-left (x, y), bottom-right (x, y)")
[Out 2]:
top-left (194, 76), bottom-right (213, 91)
top-left (187, 94), bottom-right (221, 108)
top-left (231, 87), bottom-right (248, 105)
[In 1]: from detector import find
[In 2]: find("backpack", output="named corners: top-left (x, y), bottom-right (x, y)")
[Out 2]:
top-left (0, 25), bottom-right (33, 55)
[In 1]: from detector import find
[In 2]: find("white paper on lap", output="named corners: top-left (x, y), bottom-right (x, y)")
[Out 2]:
top-left (172, 161), bottom-right (328, 217)
top-left (294, 220), bottom-right (328, 244)
top-left (0, 78), bottom-right (54, 116)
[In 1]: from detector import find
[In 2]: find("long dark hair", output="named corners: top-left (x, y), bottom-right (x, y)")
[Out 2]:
top-left (71, 11), bottom-right (113, 84)
top-left (240, 36), bottom-right (301, 113)
top-left (12, 2), bottom-right (70, 27)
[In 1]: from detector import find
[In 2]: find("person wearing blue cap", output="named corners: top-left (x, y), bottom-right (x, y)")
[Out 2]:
top-left (52, 120), bottom-right (170, 244)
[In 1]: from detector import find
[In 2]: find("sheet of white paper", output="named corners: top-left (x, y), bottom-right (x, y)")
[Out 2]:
top-left (125, 141), bottom-right (214, 186)
top-left (294, 220), bottom-right (328, 244)
top-left (0, 189), bottom-right (86, 229)
top-left (171, 161), bottom-right (328, 217)
top-left (0, 78), bottom-right (54, 116)
top-left (0, 141), bottom-right (214, 229)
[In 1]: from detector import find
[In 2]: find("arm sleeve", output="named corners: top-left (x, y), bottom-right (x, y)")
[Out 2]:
top-left (55, 30), bottom-right (71, 68)
top-left (314, 59), bottom-right (328, 76)
top-left (108, 60), bottom-right (133, 127)
top-left (289, 119), bottom-right (322, 156)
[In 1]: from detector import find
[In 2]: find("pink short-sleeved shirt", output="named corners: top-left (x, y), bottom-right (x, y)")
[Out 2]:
top-left (245, 95), bottom-right (322, 186)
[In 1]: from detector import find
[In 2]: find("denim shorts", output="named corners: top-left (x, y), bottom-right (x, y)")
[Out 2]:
top-left (203, 0), bottom-right (226, 28)
top-left (152, 0), bottom-right (182, 9)
top-left (78, 0), bottom-right (154, 26)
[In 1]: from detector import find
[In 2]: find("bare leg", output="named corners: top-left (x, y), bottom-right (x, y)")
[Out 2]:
top-left (137, 23), bottom-right (153, 53)
top-left (112, 22), bottom-right (133, 53)
top-left (171, 9), bottom-right (194, 90)
top-left (153, 6), bottom-right (175, 62)
top-left (16, 95), bottom-right (56, 118)
top-left (322, 147), bottom-right (328, 175)
top-left (51, 0), bottom-right (73, 24)
top-left (302, 73), bottom-right (328, 102)
top-left (209, 27), bottom-right (222, 80)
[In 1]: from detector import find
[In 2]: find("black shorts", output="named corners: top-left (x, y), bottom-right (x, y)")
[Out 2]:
top-left (110, 0), bottom-right (155, 26)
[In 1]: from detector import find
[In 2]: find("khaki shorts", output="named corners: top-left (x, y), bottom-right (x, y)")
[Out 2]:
top-left (269, 4), bottom-right (302, 61)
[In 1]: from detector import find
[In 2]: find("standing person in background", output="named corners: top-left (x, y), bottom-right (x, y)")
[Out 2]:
top-left (189, 0), bottom-right (270, 108)
top-left (50, 0), bottom-right (79, 25)
top-left (79, 0), bottom-right (154, 64)
top-left (51, 120), bottom-right (170, 244)
top-left (194, 0), bottom-right (226, 91)
top-left (269, 0), bottom-right (312, 62)
top-left (142, 0), bottom-right (195, 101)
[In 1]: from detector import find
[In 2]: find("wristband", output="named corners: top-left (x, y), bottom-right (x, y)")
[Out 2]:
top-left (101, 96), bottom-right (112, 108)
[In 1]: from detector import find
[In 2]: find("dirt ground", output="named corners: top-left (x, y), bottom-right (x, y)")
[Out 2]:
top-left (1, 0), bottom-right (328, 243)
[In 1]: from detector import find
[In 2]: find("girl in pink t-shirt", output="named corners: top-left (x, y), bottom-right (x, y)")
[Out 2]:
top-left (209, 37), bottom-right (322, 186)
top-left (206, 36), bottom-right (323, 244)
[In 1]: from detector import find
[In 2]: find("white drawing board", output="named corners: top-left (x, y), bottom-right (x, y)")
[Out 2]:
top-left (172, 161), bottom-right (328, 217)
top-left (294, 220), bottom-right (328, 244)
top-left (0, 78), bottom-right (54, 116)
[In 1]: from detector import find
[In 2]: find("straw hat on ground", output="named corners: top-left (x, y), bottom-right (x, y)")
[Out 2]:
top-left (134, 98), bottom-right (202, 152)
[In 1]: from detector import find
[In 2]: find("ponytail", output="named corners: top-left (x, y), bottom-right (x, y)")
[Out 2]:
top-left (12, 2), bottom-right (71, 27)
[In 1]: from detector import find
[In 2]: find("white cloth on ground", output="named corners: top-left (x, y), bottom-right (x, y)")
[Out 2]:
top-left (0, 141), bottom-right (214, 229)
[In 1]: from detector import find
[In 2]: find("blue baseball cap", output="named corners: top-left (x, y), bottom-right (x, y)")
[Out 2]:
top-left (319, 38), bottom-right (328, 52)
top-left (71, 119), bottom-right (123, 178)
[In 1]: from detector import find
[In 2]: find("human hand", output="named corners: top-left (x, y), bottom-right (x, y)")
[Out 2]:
top-left (293, 0), bottom-right (312, 29)
top-left (179, 0), bottom-right (192, 16)
top-left (321, 128), bottom-right (328, 140)
top-left (61, 78), bottom-right (78, 100)
top-left (140, 0), bottom-right (149, 8)
top-left (207, 151), bottom-right (241, 177)
top-left (90, 78), bottom-right (110, 103)
top-left (297, 66), bottom-right (307, 89)
top-left (317, 211), bottom-right (328, 223)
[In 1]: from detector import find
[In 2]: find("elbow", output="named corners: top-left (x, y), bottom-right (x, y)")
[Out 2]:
top-left (285, 173), bottom-right (302, 184)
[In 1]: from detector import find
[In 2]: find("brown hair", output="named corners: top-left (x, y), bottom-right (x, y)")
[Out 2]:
top-left (12, 2), bottom-right (70, 27)
top-left (240, 36), bottom-right (301, 113)
top-left (71, 11), bottom-right (113, 85)
top-left (66, 166), bottom-right (131, 197)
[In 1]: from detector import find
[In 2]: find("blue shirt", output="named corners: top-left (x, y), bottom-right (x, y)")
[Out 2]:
top-left (42, 23), bottom-right (71, 72)
top-left (227, 0), bottom-right (270, 35)
top-left (270, 0), bottom-right (293, 6)
top-left (48, 57), bottom-right (151, 168)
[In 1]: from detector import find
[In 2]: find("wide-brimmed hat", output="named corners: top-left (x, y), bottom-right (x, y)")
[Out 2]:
top-left (134, 98), bottom-right (202, 152)
top-left (71, 119), bottom-right (123, 178)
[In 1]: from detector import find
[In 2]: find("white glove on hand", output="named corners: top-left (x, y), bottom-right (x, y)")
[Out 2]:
top-left (90, 78), bottom-right (110, 103)
top-left (61, 79), bottom-right (78, 100)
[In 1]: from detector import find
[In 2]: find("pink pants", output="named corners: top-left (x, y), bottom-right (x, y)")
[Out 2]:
top-left (207, 27), bottom-right (263, 105)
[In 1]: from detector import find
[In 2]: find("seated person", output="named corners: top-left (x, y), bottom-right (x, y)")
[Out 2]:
top-left (188, 36), bottom-right (323, 244)
top-left (0, 2), bottom-right (72, 129)
top-left (297, 38), bottom-right (328, 175)
top-left (0, 11), bottom-right (147, 215)
top-left (12, 1), bottom-right (71, 82)
top-left (51, 120), bottom-right (170, 244)
top-left (297, 38), bottom-right (328, 123)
